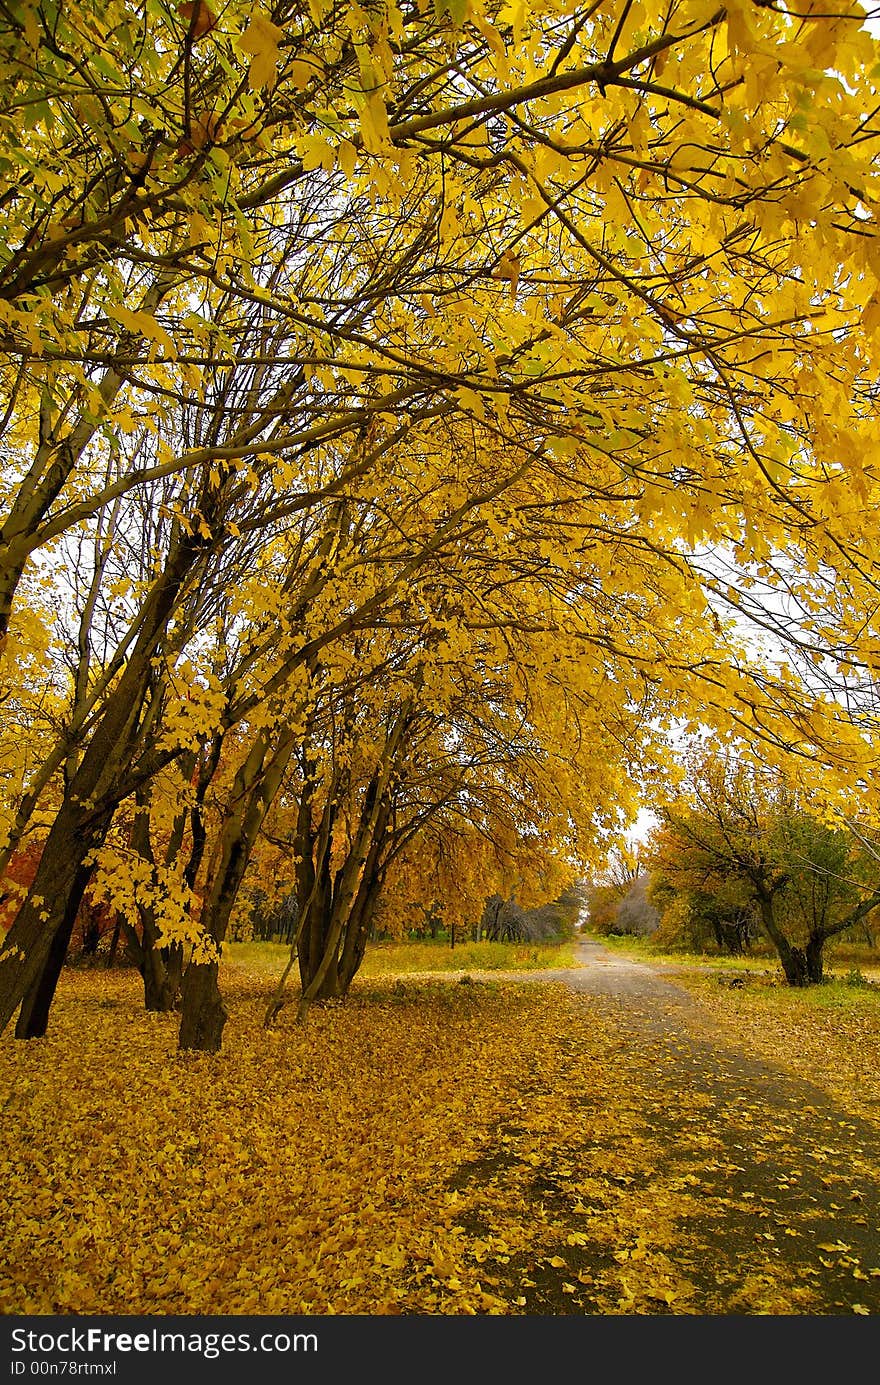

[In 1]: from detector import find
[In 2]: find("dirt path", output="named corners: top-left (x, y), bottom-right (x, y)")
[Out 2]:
top-left (458, 939), bottom-right (880, 1314)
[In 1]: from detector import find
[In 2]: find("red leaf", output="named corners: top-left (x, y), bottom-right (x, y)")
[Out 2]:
top-left (178, 1), bottom-right (217, 40)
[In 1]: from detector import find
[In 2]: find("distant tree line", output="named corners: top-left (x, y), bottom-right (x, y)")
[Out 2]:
top-left (236, 881), bottom-right (587, 947)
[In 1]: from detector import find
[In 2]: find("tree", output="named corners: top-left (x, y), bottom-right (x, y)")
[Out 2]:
top-left (256, 593), bottom-right (649, 1022)
top-left (3, 0), bottom-right (880, 1046)
top-left (585, 849), bottom-right (641, 935)
top-left (646, 752), bottom-right (880, 984)
top-left (647, 844), bottom-right (757, 954)
top-left (614, 876), bottom-right (660, 939)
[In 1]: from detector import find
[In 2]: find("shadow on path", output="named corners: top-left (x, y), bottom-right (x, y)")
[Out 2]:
top-left (453, 939), bottom-right (880, 1314)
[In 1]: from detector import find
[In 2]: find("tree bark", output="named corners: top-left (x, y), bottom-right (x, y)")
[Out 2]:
top-left (805, 934), bottom-right (824, 983)
top-left (779, 945), bottom-right (811, 987)
top-left (337, 872), bottom-right (384, 995)
top-left (106, 914), bottom-right (122, 968)
top-left (0, 803), bottom-right (112, 1034)
top-left (141, 940), bottom-right (184, 1011)
top-left (178, 961), bottom-right (227, 1052)
top-left (297, 784), bottom-right (391, 1015)
top-left (0, 531), bottom-right (206, 1036)
top-left (756, 891), bottom-right (812, 986)
top-left (14, 862), bottom-right (93, 1038)
top-left (177, 729), bottom-right (295, 1049)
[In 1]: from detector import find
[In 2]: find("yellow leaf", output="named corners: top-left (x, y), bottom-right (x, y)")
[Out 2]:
top-left (237, 14), bottom-right (284, 92)
top-left (337, 140), bottom-right (357, 179)
top-left (289, 58), bottom-right (318, 88)
top-left (491, 249), bottom-right (520, 301)
top-left (861, 295), bottom-right (880, 337)
top-left (108, 306), bottom-right (175, 358)
top-left (299, 135), bottom-right (335, 172)
top-left (455, 386), bottom-right (486, 420)
top-left (22, 4), bottom-right (40, 47)
top-left (359, 93), bottom-right (389, 153)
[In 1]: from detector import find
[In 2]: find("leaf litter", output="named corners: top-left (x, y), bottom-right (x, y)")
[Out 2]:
top-left (1, 963), bottom-right (879, 1315)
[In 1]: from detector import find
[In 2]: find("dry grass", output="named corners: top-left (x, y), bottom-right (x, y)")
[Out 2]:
top-left (224, 937), bottom-right (579, 980)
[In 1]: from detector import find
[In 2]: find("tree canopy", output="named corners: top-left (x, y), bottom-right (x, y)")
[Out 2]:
top-left (3, 0), bottom-right (880, 1045)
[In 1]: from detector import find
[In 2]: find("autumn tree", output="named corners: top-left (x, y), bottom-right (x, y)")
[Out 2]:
top-left (250, 578), bottom-right (662, 1024)
top-left (647, 835), bottom-right (757, 954)
top-left (647, 752), bottom-right (880, 983)
top-left (585, 848), bottom-right (641, 934)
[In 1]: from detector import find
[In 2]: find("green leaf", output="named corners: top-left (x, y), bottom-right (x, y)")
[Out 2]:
top-left (434, 0), bottom-right (469, 25)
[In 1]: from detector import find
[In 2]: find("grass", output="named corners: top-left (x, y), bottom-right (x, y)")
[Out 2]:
top-left (359, 938), bottom-right (579, 974)
top-left (224, 936), bottom-right (579, 980)
top-left (679, 968), bottom-right (880, 1012)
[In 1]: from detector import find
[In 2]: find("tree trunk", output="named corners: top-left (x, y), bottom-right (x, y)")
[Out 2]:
top-left (756, 892), bottom-right (814, 986)
top-left (13, 864), bottom-right (91, 1038)
top-left (0, 804), bottom-right (111, 1034)
top-left (297, 785), bottom-right (389, 1015)
top-left (178, 961), bottom-right (227, 1051)
top-left (80, 910), bottom-right (101, 957)
top-left (131, 742), bottom-right (216, 1017)
top-left (337, 873), bottom-right (383, 996)
top-left (142, 940), bottom-right (183, 1011)
top-left (0, 531), bottom-right (205, 1036)
top-left (296, 798), bottom-right (334, 995)
top-left (106, 914), bottom-right (121, 968)
top-left (307, 951), bottom-right (342, 1001)
top-left (294, 705), bottom-right (405, 1017)
top-left (130, 804), bottom-right (180, 1012)
top-left (177, 729), bottom-right (295, 1049)
top-left (779, 946), bottom-right (811, 986)
top-left (805, 934), bottom-right (825, 984)
top-left (165, 943), bottom-right (184, 1004)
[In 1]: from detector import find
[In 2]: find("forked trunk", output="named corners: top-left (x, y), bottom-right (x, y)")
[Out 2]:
top-left (0, 531), bottom-right (205, 1037)
top-left (779, 946), bottom-right (811, 987)
top-left (757, 892), bottom-right (823, 987)
top-left (0, 806), bottom-right (110, 1035)
top-left (805, 935), bottom-right (824, 984)
top-left (177, 730), bottom-right (296, 1050)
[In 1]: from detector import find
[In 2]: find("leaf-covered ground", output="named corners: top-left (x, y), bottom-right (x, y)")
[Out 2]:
top-left (670, 971), bottom-right (880, 1127)
top-left (1, 957), bottom-right (879, 1315)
